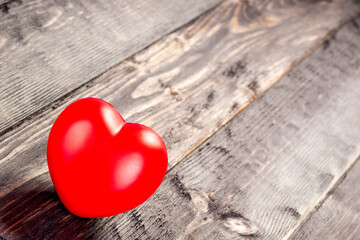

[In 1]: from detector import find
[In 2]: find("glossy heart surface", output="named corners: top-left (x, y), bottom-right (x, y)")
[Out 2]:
top-left (47, 98), bottom-right (168, 218)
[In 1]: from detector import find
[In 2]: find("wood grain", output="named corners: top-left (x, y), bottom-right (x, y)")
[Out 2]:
top-left (88, 15), bottom-right (360, 239)
top-left (0, 0), bottom-right (221, 134)
top-left (290, 158), bottom-right (360, 240)
top-left (0, 0), bottom-right (360, 239)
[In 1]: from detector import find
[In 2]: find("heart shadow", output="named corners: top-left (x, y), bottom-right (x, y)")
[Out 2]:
top-left (0, 172), bottom-right (103, 239)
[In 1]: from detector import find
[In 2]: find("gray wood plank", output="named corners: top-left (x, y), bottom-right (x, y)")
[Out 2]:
top-left (88, 15), bottom-right (360, 239)
top-left (0, 0), bottom-right (221, 134)
top-left (0, 0), bottom-right (359, 239)
top-left (290, 158), bottom-right (360, 240)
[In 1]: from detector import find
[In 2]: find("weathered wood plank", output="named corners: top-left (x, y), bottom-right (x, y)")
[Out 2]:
top-left (0, 0), bottom-right (359, 239)
top-left (290, 158), bottom-right (360, 240)
top-left (0, 0), bottom-right (221, 133)
top-left (88, 15), bottom-right (360, 239)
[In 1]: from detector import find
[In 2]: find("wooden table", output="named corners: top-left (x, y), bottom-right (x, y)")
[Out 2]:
top-left (1, 0), bottom-right (360, 239)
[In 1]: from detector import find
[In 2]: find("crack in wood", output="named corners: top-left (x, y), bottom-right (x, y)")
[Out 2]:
top-left (286, 156), bottom-right (360, 239)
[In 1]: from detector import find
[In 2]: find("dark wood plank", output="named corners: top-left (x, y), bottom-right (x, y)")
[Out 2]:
top-left (290, 158), bottom-right (360, 240)
top-left (0, 0), bottom-right (221, 134)
top-left (88, 15), bottom-right (360, 239)
top-left (0, 0), bottom-right (359, 239)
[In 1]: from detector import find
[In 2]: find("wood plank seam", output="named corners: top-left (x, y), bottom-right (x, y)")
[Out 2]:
top-left (285, 155), bottom-right (360, 240)
top-left (290, 154), bottom-right (360, 239)
top-left (82, 11), bottom-right (360, 240)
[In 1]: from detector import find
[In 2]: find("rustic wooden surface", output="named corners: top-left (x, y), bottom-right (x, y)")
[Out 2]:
top-left (88, 15), bottom-right (360, 240)
top-left (290, 158), bottom-right (360, 240)
top-left (0, 0), bottom-right (221, 134)
top-left (0, 0), bottom-right (360, 239)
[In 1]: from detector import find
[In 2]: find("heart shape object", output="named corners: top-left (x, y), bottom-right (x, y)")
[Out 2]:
top-left (47, 98), bottom-right (168, 218)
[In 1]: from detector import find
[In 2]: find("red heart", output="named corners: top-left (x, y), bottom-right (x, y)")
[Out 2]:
top-left (47, 98), bottom-right (168, 218)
